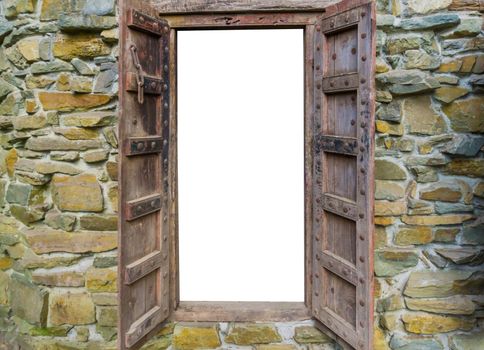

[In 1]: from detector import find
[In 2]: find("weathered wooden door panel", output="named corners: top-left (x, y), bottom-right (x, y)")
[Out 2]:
top-left (312, 1), bottom-right (375, 349)
top-left (119, 1), bottom-right (171, 349)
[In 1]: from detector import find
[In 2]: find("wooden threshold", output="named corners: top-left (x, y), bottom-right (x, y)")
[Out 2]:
top-left (172, 302), bottom-right (310, 322)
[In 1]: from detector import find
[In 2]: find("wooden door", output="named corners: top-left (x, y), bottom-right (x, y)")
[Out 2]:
top-left (311, 1), bottom-right (375, 349)
top-left (118, 1), bottom-right (172, 349)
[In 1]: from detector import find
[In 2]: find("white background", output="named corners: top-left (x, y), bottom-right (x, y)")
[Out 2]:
top-left (178, 29), bottom-right (304, 302)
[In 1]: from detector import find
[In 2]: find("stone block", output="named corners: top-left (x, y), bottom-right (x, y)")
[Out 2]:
top-left (407, 0), bottom-right (451, 14)
top-left (405, 296), bottom-right (475, 315)
top-left (52, 174), bottom-right (103, 212)
top-left (395, 226), bottom-right (433, 246)
top-left (375, 160), bottom-right (407, 180)
top-left (449, 333), bottom-right (484, 350)
top-left (23, 229), bottom-right (117, 254)
top-left (173, 323), bottom-right (221, 350)
top-left (420, 183), bottom-right (462, 202)
top-left (402, 312), bottom-right (474, 334)
top-left (9, 273), bottom-right (48, 326)
top-left (401, 214), bottom-right (473, 226)
top-left (442, 97), bottom-right (484, 133)
top-left (293, 326), bottom-right (332, 344)
top-left (374, 250), bottom-right (419, 277)
top-left (53, 34), bottom-right (111, 61)
top-left (80, 215), bottom-right (117, 231)
top-left (32, 271), bottom-right (85, 287)
top-left (97, 306), bottom-right (117, 327)
top-left (404, 271), bottom-right (484, 298)
top-left (38, 92), bottom-right (111, 112)
top-left (225, 324), bottom-right (281, 345)
top-left (403, 96), bottom-right (446, 135)
top-left (444, 159), bottom-right (484, 178)
top-left (58, 14), bottom-right (117, 32)
top-left (61, 111), bottom-right (116, 127)
top-left (389, 334), bottom-right (444, 350)
top-left (375, 200), bottom-right (407, 216)
top-left (375, 180), bottom-right (405, 201)
top-left (86, 268), bottom-right (117, 292)
top-left (54, 127), bottom-right (99, 140)
top-left (49, 292), bottom-right (95, 326)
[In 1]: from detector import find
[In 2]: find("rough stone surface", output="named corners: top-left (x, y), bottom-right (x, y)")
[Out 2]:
top-left (52, 174), bottom-right (103, 212)
top-left (225, 324), bottom-right (282, 345)
top-left (375, 160), bottom-right (407, 180)
top-left (449, 333), bottom-right (484, 350)
top-left (293, 326), bottom-right (332, 344)
top-left (374, 250), bottom-right (419, 277)
top-left (53, 34), bottom-right (111, 60)
top-left (404, 271), bottom-right (484, 298)
top-left (407, 0), bottom-right (451, 14)
top-left (49, 292), bottom-right (95, 326)
top-left (173, 324), bottom-right (221, 350)
top-left (394, 226), bottom-right (433, 246)
top-left (403, 96), bottom-right (446, 135)
top-left (405, 296), bottom-right (475, 315)
top-left (9, 273), bottom-right (48, 326)
top-left (23, 229), bottom-right (117, 254)
top-left (85, 268), bottom-right (117, 292)
top-left (402, 312), bottom-right (474, 334)
top-left (39, 92), bottom-right (111, 112)
top-left (442, 97), bottom-right (484, 133)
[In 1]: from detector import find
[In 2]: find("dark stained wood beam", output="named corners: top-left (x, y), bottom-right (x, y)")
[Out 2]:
top-left (153, 0), bottom-right (341, 14)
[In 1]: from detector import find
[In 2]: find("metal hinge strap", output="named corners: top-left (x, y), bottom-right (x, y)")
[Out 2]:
top-left (130, 44), bottom-right (145, 104)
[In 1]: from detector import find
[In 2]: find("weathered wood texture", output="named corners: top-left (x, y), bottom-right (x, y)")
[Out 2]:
top-left (119, 2), bottom-right (172, 349)
top-left (312, 1), bottom-right (375, 349)
top-left (449, 0), bottom-right (484, 11)
top-left (154, 0), bottom-right (340, 14)
top-left (164, 12), bottom-right (319, 28)
top-left (172, 302), bottom-right (310, 322)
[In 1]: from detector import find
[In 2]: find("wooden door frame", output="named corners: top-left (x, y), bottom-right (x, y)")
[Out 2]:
top-left (164, 12), bottom-right (318, 322)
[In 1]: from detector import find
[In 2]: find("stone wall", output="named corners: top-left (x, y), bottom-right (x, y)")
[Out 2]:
top-left (0, 0), bottom-right (482, 349)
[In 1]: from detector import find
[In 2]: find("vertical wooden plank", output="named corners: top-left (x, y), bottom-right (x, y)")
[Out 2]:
top-left (312, 1), bottom-right (374, 350)
top-left (311, 18), bottom-right (324, 321)
top-left (119, 2), bottom-right (172, 349)
top-left (305, 24), bottom-right (316, 311)
top-left (168, 28), bottom-right (180, 313)
top-left (354, 3), bottom-right (375, 350)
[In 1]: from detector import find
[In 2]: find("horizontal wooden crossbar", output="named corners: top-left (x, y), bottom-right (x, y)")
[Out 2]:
top-left (127, 136), bottom-right (164, 156)
top-left (320, 250), bottom-right (358, 286)
top-left (322, 72), bottom-right (359, 93)
top-left (126, 193), bottom-right (162, 221)
top-left (321, 7), bottom-right (360, 33)
top-left (125, 306), bottom-right (164, 348)
top-left (315, 135), bottom-right (358, 156)
top-left (323, 193), bottom-right (357, 221)
top-left (125, 251), bottom-right (163, 285)
top-left (318, 307), bottom-right (357, 348)
top-left (128, 9), bottom-right (169, 36)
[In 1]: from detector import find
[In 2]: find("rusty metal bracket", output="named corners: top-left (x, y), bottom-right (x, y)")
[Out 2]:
top-left (130, 44), bottom-right (145, 104)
